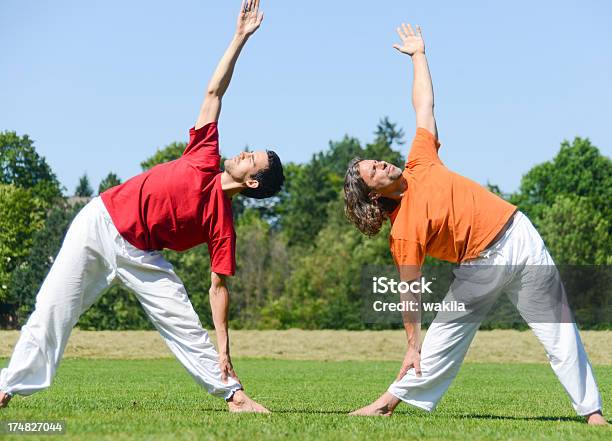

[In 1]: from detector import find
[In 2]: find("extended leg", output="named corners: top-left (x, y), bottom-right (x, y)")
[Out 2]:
top-left (0, 201), bottom-right (114, 399)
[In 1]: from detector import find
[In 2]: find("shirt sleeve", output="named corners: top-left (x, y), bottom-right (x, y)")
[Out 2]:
top-left (389, 238), bottom-right (425, 281)
top-left (406, 127), bottom-right (442, 169)
top-left (183, 122), bottom-right (221, 168)
top-left (208, 234), bottom-right (236, 276)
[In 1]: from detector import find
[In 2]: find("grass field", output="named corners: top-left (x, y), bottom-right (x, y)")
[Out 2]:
top-left (0, 331), bottom-right (610, 440)
top-left (0, 359), bottom-right (610, 441)
top-left (1, 329), bottom-right (611, 363)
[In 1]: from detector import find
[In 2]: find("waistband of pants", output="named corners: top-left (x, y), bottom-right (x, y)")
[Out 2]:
top-left (90, 196), bottom-right (114, 225)
top-left (479, 210), bottom-right (524, 256)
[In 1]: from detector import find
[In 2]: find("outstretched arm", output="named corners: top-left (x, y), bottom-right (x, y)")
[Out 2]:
top-left (393, 24), bottom-right (437, 138)
top-left (195, 0), bottom-right (264, 129)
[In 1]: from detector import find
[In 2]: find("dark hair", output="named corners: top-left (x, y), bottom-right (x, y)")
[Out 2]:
top-left (343, 157), bottom-right (399, 236)
top-left (242, 150), bottom-right (285, 199)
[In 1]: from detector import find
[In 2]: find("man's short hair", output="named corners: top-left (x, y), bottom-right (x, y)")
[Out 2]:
top-left (242, 150), bottom-right (285, 199)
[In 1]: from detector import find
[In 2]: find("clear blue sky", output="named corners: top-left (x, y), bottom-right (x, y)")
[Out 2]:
top-left (2, 0), bottom-right (611, 194)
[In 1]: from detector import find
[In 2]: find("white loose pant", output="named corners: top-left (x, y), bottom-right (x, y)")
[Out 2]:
top-left (388, 212), bottom-right (603, 416)
top-left (0, 197), bottom-right (241, 400)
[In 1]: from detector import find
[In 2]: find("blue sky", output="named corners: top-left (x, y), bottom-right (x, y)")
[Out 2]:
top-left (2, 0), bottom-right (611, 194)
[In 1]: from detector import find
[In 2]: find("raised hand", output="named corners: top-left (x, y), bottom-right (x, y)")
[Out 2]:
top-left (393, 23), bottom-right (425, 56)
top-left (237, 0), bottom-right (264, 38)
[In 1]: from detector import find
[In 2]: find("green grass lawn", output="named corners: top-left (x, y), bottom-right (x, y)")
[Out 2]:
top-left (0, 358), bottom-right (610, 440)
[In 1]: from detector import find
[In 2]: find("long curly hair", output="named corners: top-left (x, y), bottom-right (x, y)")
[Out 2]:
top-left (343, 158), bottom-right (399, 236)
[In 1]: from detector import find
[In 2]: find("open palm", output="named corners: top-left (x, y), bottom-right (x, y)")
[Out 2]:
top-left (237, 0), bottom-right (264, 37)
top-left (393, 23), bottom-right (425, 56)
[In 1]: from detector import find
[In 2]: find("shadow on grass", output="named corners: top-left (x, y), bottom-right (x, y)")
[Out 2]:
top-left (455, 413), bottom-right (588, 423)
top-left (196, 408), bottom-right (600, 423)
top-left (197, 407), bottom-right (355, 415)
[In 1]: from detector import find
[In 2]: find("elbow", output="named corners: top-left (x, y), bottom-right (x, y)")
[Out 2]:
top-left (210, 272), bottom-right (226, 290)
top-left (413, 101), bottom-right (434, 114)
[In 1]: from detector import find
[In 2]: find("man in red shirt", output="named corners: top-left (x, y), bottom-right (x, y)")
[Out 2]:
top-left (344, 23), bottom-right (605, 424)
top-left (0, 0), bottom-right (281, 413)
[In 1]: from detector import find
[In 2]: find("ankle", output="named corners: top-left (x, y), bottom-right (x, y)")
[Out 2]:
top-left (378, 392), bottom-right (401, 411)
top-left (227, 389), bottom-right (246, 405)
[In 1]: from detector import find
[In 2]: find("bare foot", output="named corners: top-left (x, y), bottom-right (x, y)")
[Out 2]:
top-left (227, 390), bottom-right (270, 414)
top-left (0, 392), bottom-right (11, 409)
top-left (586, 411), bottom-right (608, 425)
top-left (349, 392), bottom-right (401, 417)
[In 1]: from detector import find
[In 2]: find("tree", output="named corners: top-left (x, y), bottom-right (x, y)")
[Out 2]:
top-left (9, 201), bottom-right (83, 324)
top-left (0, 185), bottom-right (46, 306)
top-left (9, 200), bottom-right (152, 330)
top-left (141, 142), bottom-right (186, 171)
top-left (268, 195), bottom-right (395, 329)
top-left (277, 118), bottom-right (404, 247)
top-left (0, 130), bottom-right (62, 203)
top-left (229, 209), bottom-right (290, 328)
top-left (374, 116), bottom-right (405, 147)
top-left (538, 195), bottom-right (610, 265)
top-left (75, 174), bottom-right (93, 197)
top-left (511, 137), bottom-right (611, 223)
top-left (98, 172), bottom-right (122, 194)
top-left (277, 160), bottom-right (338, 246)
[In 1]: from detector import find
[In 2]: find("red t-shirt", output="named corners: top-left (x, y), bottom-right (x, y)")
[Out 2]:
top-left (101, 122), bottom-right (236, 276)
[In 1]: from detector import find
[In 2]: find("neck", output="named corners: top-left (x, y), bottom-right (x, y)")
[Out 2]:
top-left (379, 176), bottom-right (407, 200)
top-left (220, 171), bottom-right (244, 199)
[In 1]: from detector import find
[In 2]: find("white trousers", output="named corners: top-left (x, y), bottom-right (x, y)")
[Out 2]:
top-left (388, 212), bottom-right (603, 416)
top-left (0, 197), bottom-right (241, 400)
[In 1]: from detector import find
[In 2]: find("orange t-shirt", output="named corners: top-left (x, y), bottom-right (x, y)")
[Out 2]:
top-left (389, 128), bottom-right (517, 280)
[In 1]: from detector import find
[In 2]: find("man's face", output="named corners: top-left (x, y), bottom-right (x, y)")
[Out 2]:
top-left (358, 160), bottom-right (403, 193)
top-left (224, 151), bottom-right (269, 183)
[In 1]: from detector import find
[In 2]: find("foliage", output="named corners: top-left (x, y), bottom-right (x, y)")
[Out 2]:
top-left (511, 137), bottom-right (611, 266)
top-left (140, 142), bottom-right (186, 171)
top-left (278, 118), bottom-right (404, 248)
top-left (78, 284), bottom-right (152, 330)
top-left (75, 173), bottom-right (93, 197)
top-left (98, 172), bottom-right (122, 194)
top-left (0, 130), bottom-right (62, 203)
top-left (2, 122), bottom-right (609, 330)
top-left (0, 185), bottom-right (46, 304)
top-left (538, 195), bottom-right (611, 265)
top-left (511, 137), bottom-right (611, 223)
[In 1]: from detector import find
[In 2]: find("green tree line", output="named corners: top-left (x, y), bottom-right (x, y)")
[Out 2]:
top-left (0, 121), bottom-right (610, 330)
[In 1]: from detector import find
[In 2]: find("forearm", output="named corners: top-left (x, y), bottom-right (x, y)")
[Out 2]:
top-left (411, 52), bottom-right (434, 113)
top-left (400, 291), bottom-right (421, 349)
top-left (209, 280), bottom-right (231, 355)
top-left (207, 34), bottom-right (249, 97)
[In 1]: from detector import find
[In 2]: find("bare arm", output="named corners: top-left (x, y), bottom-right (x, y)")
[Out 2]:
top-left (396, 272), bottom-right (422, 380)
top-left (209, 272), bottom-right (239, 383)
top-left (393, 24), bottom-right (438, 138)
top-left (195, 0), bottom-right (264, 129)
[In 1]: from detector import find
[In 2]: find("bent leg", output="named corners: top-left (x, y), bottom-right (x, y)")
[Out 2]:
top-left (387, 264), bottom-right (509, 412)
top-left (387, 320), bottom-right (480, 411)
